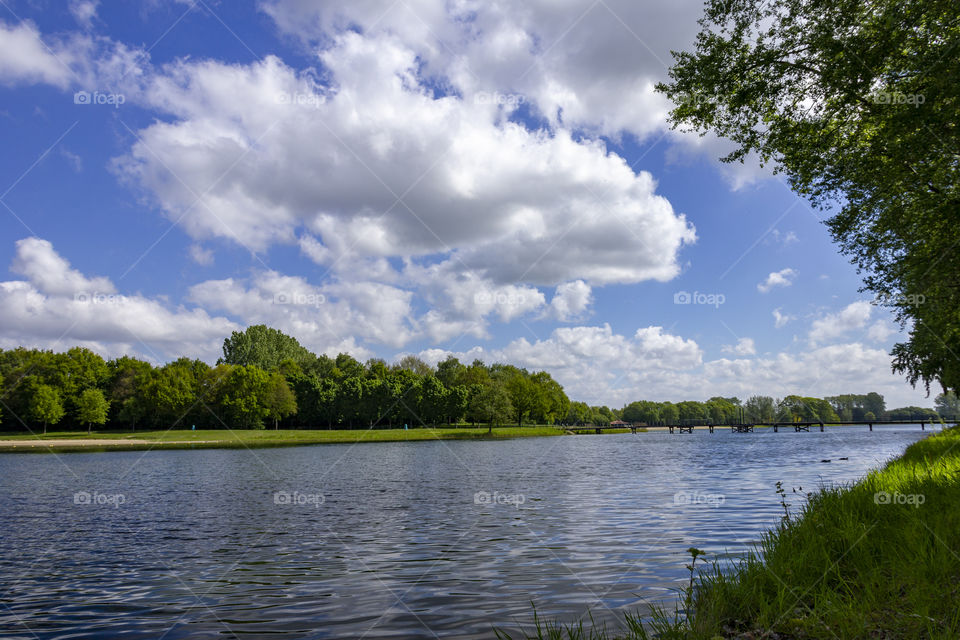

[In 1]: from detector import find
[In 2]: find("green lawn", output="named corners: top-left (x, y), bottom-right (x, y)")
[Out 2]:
top-left (0, 426), bottom-right (571, 451)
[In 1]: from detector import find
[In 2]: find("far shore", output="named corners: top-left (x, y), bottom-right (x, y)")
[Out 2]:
top-left (0, 427), bottom-right (584, 453)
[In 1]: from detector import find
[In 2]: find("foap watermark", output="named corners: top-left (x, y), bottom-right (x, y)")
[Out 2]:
top-left (474, 291), bottom-right (527, 306)
top-left (274, 292), bottom-right (326, 308)
top-left (874, 491), bottom-right (925, 508)
top-left (874, 292), bottom-right (926, 307)
top-left (73, 90), bottom-right (125, 108)
top-left (676, 91), bottom-right (721, 109)
top-left (274, 490), bottom-right (325, 507)
top-left (474, 490), bottom-right (525, 508)
top-left (673, 291), bottom-right (725, 308)
top-left (74, 291), bottom-right (124, 305)
top-left (475, 91), bottom-right (526, 107)
top-left (872, 91), bottom-right (925, 107)
top-left (74, 490), bottom-right (126, 508)
top-left (276, 92), bottom-right (324, 109)
top-left (673, 490), bottom-right (725, 508)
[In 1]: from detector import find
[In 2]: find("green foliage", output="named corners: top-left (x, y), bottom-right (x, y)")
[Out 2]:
top-left (659, 0), bottom-right (960, 394)
top-left (0, 328), bottom-right (571, 432)
top-left (29, 383), bottom-right (64, 434)
top-left (934, 391), bottom-right (960, 418)
top-left (221, 325), bottom-right (312, 370)
top-left (77, 388), bottom-right (110, 433)
top-left (263, 371), bottom-right (297, 428)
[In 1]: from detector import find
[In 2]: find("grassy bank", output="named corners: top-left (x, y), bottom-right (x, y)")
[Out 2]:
top-left (499, 426), bottom-right (960, 639)
top-left (0, 426), bottom-right (574, 452)
top-left (688, 425), bottom-right (960, 638)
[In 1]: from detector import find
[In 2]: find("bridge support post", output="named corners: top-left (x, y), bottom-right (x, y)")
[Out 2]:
top-left (774, 424), bottom-right (778, 433)
top-left (922, 422), bottom-right (925, 431)
top-left (709, 425), bottom-right (714, 433)
top-left (869, 423), bottom-right (873, 431)
top-left (669, 426), bottom-right (674, 434)
top-left (819, 423), bottom-right (824, 432)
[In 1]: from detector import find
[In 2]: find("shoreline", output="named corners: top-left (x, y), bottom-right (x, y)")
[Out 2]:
top-left (0, 427), bottom-right (579, 453)
top-left (685, 426), bottom-right (960, 637)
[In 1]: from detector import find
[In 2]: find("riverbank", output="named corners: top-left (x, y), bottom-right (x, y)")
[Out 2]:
top-left (685, 424), bottom-right (960, 638)
top-left (500, 426), bottom-right (960, 639)
top-left (0, 426), bottom-right (575, 452)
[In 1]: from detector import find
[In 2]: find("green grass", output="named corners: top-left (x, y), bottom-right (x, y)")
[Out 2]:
top-left (0, 426), bottom-right (571, 452)
top-left (498, 426), bottom-right (960, 639)
top-left (688, 425), bottom-right (960, 639)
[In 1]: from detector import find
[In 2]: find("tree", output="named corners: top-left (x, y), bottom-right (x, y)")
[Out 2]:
top-left (471, 381), bottom-right (514, 432)
top-left (934, 391), bottom-right (960, 419)
top-left (393, 355), bottom-right (434, 377)
top-left (659, 0), bottom-right (960, 394)
top-left (744, 396), bottom-right (775, 423)
top-left (221, 325), bottom-right (312, 370)
top-left (77, 388), bottom-right (110, 433)
top-left (264, 372), bottom-right (297, 429)
top-left (660, 403), bottom-right (679, 425)
top-left (504, 371), bottom-right (537, 427)
top-left (863, 393), bottom-right (886, 420)
top-left (29, 384), bottom-right (64, 434)
top-left (215, 365), bottom-right (271, 429)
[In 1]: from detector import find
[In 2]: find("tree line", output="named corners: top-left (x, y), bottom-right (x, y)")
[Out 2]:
top-left (0, 326), bottom-right (614, 433)
top-left (618, 392), bottom-right (955, 425)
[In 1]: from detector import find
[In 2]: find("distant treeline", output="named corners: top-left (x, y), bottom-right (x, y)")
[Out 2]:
top-left (0, 326), bottom-right (618, 433)
top-left (619, 392), bottom-right (957, 425)
top-left (2, 325), bottom-right (954, 434)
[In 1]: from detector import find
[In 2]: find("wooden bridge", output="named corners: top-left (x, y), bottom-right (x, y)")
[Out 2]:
top-left (569, 419), bottom-right (953, 435)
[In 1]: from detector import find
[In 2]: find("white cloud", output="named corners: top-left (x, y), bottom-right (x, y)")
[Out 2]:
top-left (11, 237), bottom-right (115, 296)
top-left (809, 300), bottom-right (872, 346)
top-left (867, 320), bottom-right (896, 343)
top-left (0, 21), bottom-right (75, 88)
top-left (0, 238), bottom-right (237, 361)
top-left (70, 0), bottom-right (100, 29)
top-left (757, 268), bottom-right (796, 293)
top-left (772, 307), bottom-right (792, 329)
top-left (721, 337), bottom-right (756, 356)
top-left (419, 323), bottom-right (928, 409)
top-left (113, 36), bottom-right (695, 287)
top-left (189, 244), bottom-right (214, 266)
top-left (548, 280), bottom-right (592, 321)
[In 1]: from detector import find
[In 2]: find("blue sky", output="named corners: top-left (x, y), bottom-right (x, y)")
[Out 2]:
top-left (0, 0), bottom-right (933, 408)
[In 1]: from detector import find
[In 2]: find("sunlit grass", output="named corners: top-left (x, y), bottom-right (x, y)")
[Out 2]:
top-left (0, 426), bottom-right (571, 450)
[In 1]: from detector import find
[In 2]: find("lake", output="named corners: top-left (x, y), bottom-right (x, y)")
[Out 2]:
top-left (0, 426), bottom-right (936, 638)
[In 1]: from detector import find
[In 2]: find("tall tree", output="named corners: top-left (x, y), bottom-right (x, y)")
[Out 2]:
top-left (221, 325), bottom-right (312, 370)
top-left (264, 372), bottom-right (298, 429)
top-left (659, 0), bottom-right (960, 393)
top-left (934, 391), bottom-right (960, 419)
top-left (29, 384), bottom-right (64, 434)
top-left (77, 388), bottom-right (110, 434)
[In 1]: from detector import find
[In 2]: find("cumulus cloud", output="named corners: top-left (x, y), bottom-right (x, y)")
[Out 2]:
top-left (419, 323), bottom-right (927, 409)
top-left (69, 0), bottom-right (100, 29)
top-left (0, 238), bottom-right (237, 361)
top-left (11, 237), bottom-right (115, 296)
top-left (548, 280), bottom-right (592, 321)
top-left (721, 337), bottom-right (756, 356)
top-left (113, 35), bottom-right (695, 286)
top-left (757, 268), bottom-right (796, 293)
top-left (0, 21), bottom-right (75, 88)
top-left (809, 301), bottom-right (872, 346)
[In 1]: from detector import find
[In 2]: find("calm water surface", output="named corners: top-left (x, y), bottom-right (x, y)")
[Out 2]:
top-left (0, 426), bottom-right (936, 638)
